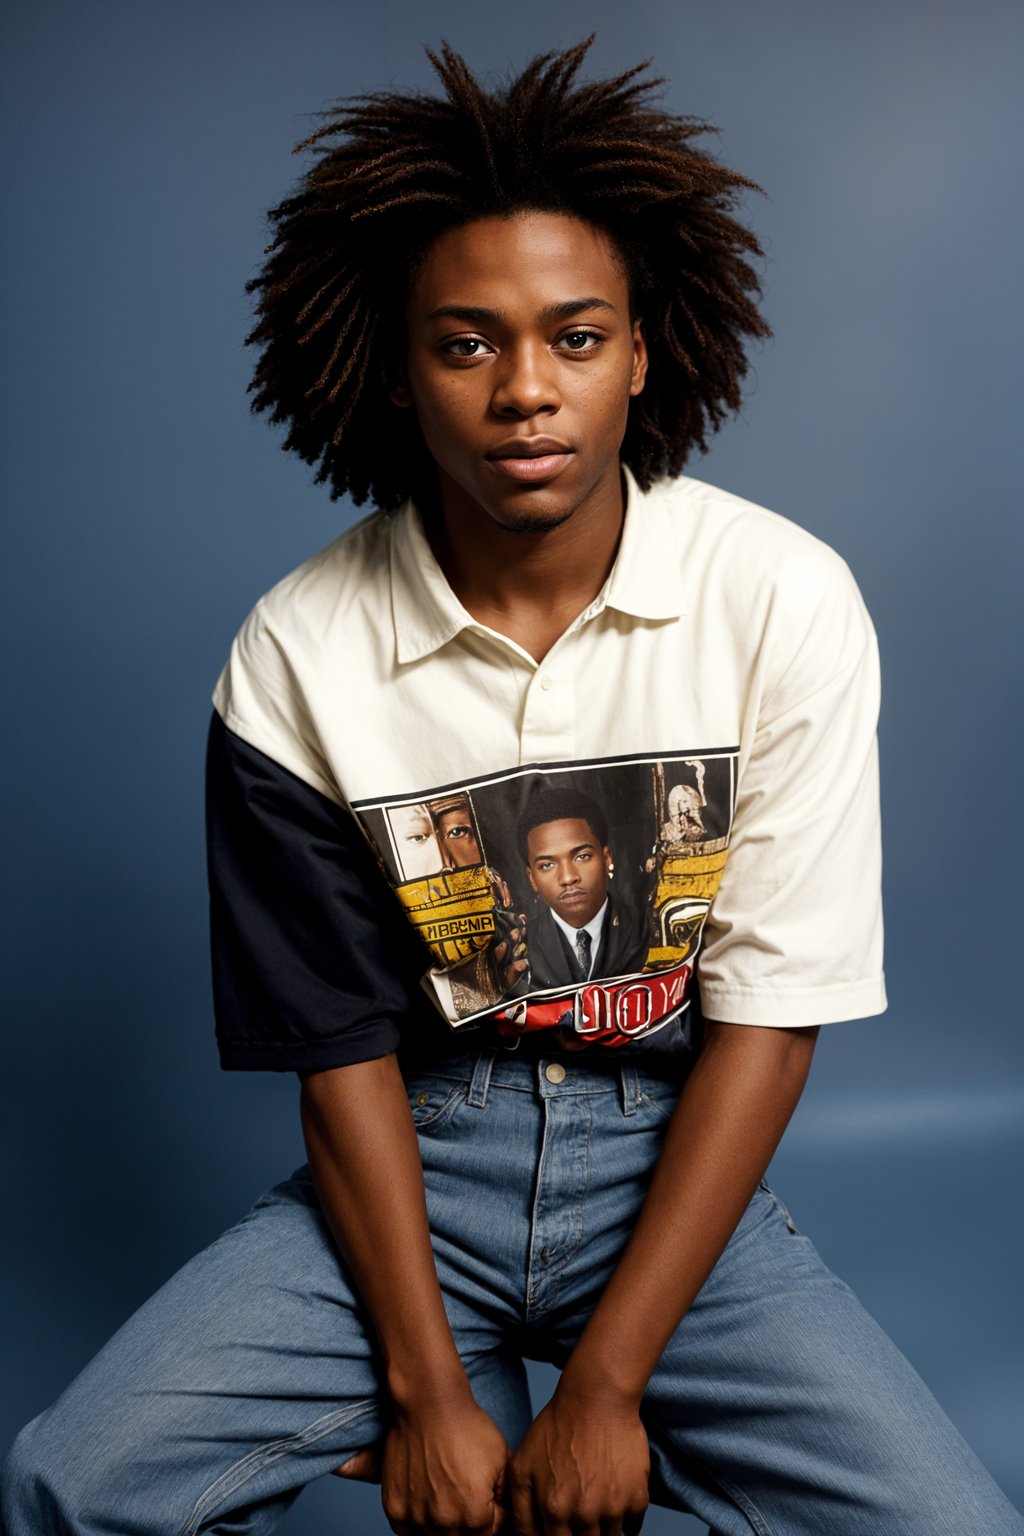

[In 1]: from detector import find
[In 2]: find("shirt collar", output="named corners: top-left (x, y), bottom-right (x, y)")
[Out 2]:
top-left (549, 896), bottom-right (609, 965)
top-left (390, 463), bottom-right (685, 665)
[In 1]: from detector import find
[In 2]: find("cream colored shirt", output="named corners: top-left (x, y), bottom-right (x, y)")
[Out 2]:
top-left (213, 466), bottom-right (886, 1047)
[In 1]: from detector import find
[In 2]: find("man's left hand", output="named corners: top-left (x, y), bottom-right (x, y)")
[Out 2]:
top-left (506, 1384), bottom-right (649, 1536)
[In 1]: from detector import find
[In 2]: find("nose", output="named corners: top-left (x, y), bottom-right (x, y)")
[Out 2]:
top-left (490, 340), bottom-right (561, 419)
top-left (559, 863), bottom-right (580, 887)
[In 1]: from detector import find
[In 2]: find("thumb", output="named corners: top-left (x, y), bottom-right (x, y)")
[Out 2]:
top-left (332, 1446), bottom-right (382, 1482)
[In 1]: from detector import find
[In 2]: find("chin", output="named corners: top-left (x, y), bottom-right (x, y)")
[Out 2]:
top-left (484, 486), bottom-right (583, 535)
top-left (495, 505), bottom-right (578, 535)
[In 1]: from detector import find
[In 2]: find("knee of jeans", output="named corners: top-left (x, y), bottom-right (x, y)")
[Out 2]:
top-left (2, 1412), bottom-right (75, 1532)
top-left (2, 1403), bottom-right (146, 1535)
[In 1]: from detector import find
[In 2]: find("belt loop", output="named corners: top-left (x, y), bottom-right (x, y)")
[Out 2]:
top-left (619, 1062), bottom-right (640, 1117)
top-left (467, 1049), bottom-right (497, 1109)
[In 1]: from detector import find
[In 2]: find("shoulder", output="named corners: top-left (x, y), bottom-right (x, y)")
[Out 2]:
top-left (645, 473), bottom-right (877, 685)
top-left (655, 472), bottom-right (863, 610)
top-left (211, 508), bottom-right (395, 798)
top-left (220, 508), bottom-right (394, 683)
top-left (250, 508), bottom-right (393, 650)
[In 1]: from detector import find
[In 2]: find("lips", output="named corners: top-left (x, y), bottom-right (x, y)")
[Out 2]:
top-left (486, 436), bottom-right (575, 484)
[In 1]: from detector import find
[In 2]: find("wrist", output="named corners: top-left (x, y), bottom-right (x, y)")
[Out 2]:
top-left (385, 1355), bottom-right (473, 1415)
top-left (553, 1360), bottom-right (645, 1416)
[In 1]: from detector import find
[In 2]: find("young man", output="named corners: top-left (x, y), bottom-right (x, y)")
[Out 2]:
top-left (518, 786), bottom-right (649, 993)
top-left (4, 38), bottom-right (1022, 1536)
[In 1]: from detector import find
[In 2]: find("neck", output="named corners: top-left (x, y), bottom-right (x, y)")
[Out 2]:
top-left (423, 461), bottom-right (626, 663)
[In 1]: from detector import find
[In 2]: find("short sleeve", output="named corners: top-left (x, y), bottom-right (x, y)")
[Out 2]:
top-left (697, 551), bottom-right (887, 1027)
top-left (212, 599), bottom-right (338, 803)
top-left (205, 710), bottom-right (433, 1072)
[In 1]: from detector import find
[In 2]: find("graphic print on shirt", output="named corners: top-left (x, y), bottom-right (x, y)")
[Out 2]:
top-left (352, 749), bottom-right (737, 1049)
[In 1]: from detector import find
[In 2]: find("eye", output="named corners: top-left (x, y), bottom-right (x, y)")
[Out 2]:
top-left (442, 336), bottom-right (493, 358)
top-left (556, 329), bottom-right (602, 353)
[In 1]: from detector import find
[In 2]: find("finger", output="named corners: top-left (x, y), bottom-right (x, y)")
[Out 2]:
top-left (332, 1446), bottom-right (381, 1481)
top-left (383, 1519), bottom-right (416, 1536)
top-left (508, 1480), bottom-right (537, 1536)
top-left (622, 1507), bottom-right (647, 1536)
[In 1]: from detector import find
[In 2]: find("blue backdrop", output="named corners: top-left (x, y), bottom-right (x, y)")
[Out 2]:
top-left (2, 1), bottom-right (1022, 1527)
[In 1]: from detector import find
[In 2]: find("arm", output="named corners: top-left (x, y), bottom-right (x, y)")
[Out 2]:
top-left (509, 535), bottom-right (882, 1534)
top-left (508, 1019), bottom-right (818, 1536)
top-left (301, 1054), bottom-right (511, 1535)
top-left (205, 713), bottom-right (511, 1533)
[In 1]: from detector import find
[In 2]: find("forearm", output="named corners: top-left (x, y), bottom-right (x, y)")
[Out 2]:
top-left (299, 1054), bottom-right (470, 1411)
top-left (558, 1019), bottom-right (818, 1406)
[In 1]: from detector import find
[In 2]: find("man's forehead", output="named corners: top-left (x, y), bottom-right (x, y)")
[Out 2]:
top-left (527, 816), bottom-right (599, 855)
top-left (407, 211), bottom-right (628, 314)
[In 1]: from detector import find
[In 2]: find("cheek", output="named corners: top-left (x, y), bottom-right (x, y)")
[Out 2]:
top-left (573, 362), bottom-right (635, 432)
top-left (409, 359), bottom-right (481, 419)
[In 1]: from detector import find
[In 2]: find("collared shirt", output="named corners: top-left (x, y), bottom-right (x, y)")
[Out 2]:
top-left (208, 466), bottom-right (886, 1073)
top-left (549, 899), bottom-right (609, 979)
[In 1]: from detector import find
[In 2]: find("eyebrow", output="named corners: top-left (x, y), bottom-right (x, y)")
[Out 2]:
top-left (426, 297), bottom-right (617, 326)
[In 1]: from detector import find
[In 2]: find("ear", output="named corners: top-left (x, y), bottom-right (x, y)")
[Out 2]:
top-left (385, 342), bottom-right (413, 408)
top-left (388, 363), bottom-right (413, 409)
top-left (526, 864), bottom-right (538, 895)
top-left (629, 318), bottom-right (648, 398)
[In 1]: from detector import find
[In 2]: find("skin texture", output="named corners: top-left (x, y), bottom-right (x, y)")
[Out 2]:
top-left (432, 796), bottom-right (483, 869)
top-left (391, 211), bottom-right (648, 663)
top-left (525, 816), bottom-right (612, 929)
top-left (302, 210), bottom-right (822, 1536)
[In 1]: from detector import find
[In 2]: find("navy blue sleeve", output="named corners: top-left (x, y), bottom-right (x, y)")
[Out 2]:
top-left (205, 710), bottom-right (435, 1073)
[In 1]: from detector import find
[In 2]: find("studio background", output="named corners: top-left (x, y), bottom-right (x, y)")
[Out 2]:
top-left (2, 1), bottom-right (1021, 1528)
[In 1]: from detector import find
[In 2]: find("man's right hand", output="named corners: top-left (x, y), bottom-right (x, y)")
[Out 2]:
top-left (301, 1057), bottom-right (511, 1532)
top-left (336, 1392), bottom-right (511, 1535)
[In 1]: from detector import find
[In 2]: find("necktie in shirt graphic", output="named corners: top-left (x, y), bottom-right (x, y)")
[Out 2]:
top-left (575, 928), bottom-right (593, 982)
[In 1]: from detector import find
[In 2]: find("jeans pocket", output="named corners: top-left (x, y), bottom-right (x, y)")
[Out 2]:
top-left (406, 1080), bottom-right (469, 1133)
top-left (635, 1089), bottom-right (677, 1125)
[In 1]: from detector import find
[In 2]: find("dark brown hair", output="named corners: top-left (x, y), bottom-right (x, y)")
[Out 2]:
top-left (246, 37), bottom-right (771, 508)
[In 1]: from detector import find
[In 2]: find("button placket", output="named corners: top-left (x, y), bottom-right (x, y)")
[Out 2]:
top-left (519, 631), bottom-right (579, 762)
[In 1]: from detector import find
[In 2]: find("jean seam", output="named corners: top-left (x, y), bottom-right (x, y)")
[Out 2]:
top-left (526, 1096), bottom-right (594, 1321)
top-left (645, 1420), bottom-right (777, 1536)
top-left (179, 1399), bottom-right (378, 1536)
top-left (410, 1083), bottom-right (466, 1132)
top-left (709, 1469), bottom-right (777, 1536)
top-left (637, 1090), bottom-right (675, 1124)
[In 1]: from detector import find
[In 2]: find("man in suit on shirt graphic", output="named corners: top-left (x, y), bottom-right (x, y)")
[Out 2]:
top-left (518, 786), bottom-right (649, 990)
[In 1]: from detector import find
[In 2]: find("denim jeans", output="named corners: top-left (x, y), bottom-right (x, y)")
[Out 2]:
top-left (3, 1047), bottom-right (1022, 1535)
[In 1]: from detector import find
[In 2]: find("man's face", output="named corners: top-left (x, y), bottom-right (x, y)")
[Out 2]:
top-left (525, 817), bottom-right (611, 929)
top-left (389, 802), bottom-right (441, 880)
top-left (394, 210), bottom-right (647, 535)
top-left (431, 795), bottom-right (482, 870)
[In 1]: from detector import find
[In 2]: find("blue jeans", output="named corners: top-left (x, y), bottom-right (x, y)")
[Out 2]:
top-left (3, 1047), bottom-right (1022, 1535)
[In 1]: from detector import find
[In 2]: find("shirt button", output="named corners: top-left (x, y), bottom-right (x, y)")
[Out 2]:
top-left (540, 675), bottom-right (553, 691)
top-left (544, 1062), bottom-right (567, 1084)
top-left (415, 1091), bottom-right (429, 1106)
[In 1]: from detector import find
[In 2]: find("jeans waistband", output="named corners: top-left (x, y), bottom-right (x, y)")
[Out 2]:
top-left (402, 1045), bottom-right (692, 1116)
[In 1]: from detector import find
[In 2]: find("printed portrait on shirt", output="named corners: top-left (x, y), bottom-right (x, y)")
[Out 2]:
top-left (354, 748), bottom-right (737, 1048)
top-left (387, 793), bottom-right (484, 881)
